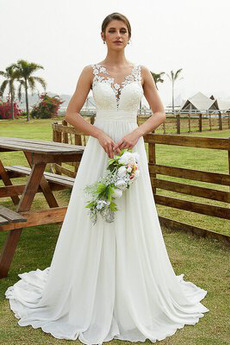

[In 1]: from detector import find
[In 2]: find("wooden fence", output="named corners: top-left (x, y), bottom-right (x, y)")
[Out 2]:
top-left (52, 120), bottom-right (230, 245)
top-left (77, 111), bottom-right (230, 134)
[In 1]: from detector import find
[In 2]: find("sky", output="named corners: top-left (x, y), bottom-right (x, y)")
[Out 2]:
top-left (0, 0), bottom-right (230, 108)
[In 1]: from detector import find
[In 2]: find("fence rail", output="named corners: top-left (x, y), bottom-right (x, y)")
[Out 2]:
top-left (79, 111), bottom-right (230, 134)
top-left (52, 120), bottom-right (230, 245)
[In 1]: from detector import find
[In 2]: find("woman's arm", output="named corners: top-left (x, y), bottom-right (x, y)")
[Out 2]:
top-left (113, 65), bottom-right (166, 151)
top-left (65, 65), bottom-right (103, 139)
top-left (65, 65), bottom-right (119, 158)
top-left (133, 65), bottom-right (166, 138)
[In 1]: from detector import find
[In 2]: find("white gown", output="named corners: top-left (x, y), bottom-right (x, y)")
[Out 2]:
top-left (5, 63), bottom-right (209, 344)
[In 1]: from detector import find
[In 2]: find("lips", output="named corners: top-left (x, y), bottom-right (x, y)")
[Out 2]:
top-left (114, 41), bottom-right (122, 43)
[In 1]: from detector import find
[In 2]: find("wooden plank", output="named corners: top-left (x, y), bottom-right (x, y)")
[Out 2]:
top-left (153, 178), bottom-right (230, 202)
top-left (154, 194), bottom-right (230, 219)
top-left (52, 123), bottom-right (87, 136)
top-left (0, 206), bottom-right (27, 223)
top-left (144, 133), bottom-right (230, 150)
top-left (31, 153), bottom-right (83, 164)
top-left (5, 166), bottom-right (75, 187)
top-left (0, 184), bottom-right (25, 197)
top-left (149, 164), bottom-right (230, 186)
top-left (52, 164), bottom-right (76, 178)
top-left (159, 216), bottom-right (230, 246)
top-left (0, 207), bottom-right (67, 232)
top-left (0, 216), bottom-right (8, 225)
top-left (0, 137), bottom-right (85, 154)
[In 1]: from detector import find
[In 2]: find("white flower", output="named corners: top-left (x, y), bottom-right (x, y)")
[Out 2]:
top-left (127, 166), bottom-right (132, 173)
top-left (111, 188), bottom-right (123, 198)
top-left (117, 166), bottom-right (127, 177)
top-left (119, 152), bottom-right (136, 165)
top-left (96, 200), bottom-right (107, 210)
top-left (115, 179), bottom-right (127, 191)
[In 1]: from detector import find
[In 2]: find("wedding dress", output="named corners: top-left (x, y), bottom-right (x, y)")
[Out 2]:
top-left (5, 63), bottom-right (209, 344)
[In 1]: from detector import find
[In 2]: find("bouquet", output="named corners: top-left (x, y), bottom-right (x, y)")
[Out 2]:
top-left (84, 148), bottom-right (140, 225)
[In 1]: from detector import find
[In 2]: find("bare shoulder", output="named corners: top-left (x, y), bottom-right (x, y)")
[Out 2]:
top-left (80, 64), bottom-right (94, 78)
top-left (139, 65), bottom-right (156, 87)
top-left (76, 64), bottom-right (94, 87)
top-left (140, 65), bottom-right (153, 78)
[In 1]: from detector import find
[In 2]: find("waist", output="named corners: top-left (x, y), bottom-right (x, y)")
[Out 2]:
top-left (95, 110), bottom-right (137, 123)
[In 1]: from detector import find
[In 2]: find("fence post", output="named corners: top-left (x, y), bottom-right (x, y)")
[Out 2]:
top-left (218, 112), bottom-right (222, 130)
top-left (176, 114), bottom-right (180, 134)
top-left (228, 137), bottom-right (230, 195)
top-left (62, 120), bottom-right (69, 143)
top-left (148, 134), bottom-right (156, 195)
top-left (188, 113), bottom-right (191, 132)
top-left (199, 114), bottom-right (202, 132)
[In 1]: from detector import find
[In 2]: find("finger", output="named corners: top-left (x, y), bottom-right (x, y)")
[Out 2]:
top-left (115, 147), bottom-right (121, 155)
top-left (109, 143), bottom-right (114, 158)
top-left (119, 142), bottom-right (127, 150)
top-left (113, 140), bottom-right (122, 150)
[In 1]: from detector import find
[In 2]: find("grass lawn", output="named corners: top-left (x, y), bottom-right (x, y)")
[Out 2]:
top-left (0, 118), bottom-right (229, 345)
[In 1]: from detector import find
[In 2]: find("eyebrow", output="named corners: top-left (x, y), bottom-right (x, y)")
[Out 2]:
top-left (108, 27), bottom-right (127, 30)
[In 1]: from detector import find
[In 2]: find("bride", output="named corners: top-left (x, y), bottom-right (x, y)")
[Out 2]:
top-left (5, 12), bottom-right (209, 344)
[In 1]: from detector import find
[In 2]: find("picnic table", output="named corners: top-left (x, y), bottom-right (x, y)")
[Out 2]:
top-left (0, 136), bottom-right (84, 278)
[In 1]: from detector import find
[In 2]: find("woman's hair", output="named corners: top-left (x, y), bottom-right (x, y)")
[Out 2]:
top-left (101, 12), bottom-right (131, 39)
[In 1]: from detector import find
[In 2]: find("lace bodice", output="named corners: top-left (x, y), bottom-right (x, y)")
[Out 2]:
top-left (91, 63), bottom-right (144, 113)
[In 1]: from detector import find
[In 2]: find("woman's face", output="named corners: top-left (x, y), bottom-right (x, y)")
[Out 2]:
top-left (102, 20), bottom-right (130, 49)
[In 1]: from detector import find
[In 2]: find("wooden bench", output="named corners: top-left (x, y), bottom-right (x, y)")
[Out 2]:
top-left (4, 165), bottom-right (75, 189)
top-left (0, 205), bottom-right (27, 225)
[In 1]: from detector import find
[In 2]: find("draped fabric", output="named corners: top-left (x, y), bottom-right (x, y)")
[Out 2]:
top-left (5, 63), bottom-right (209, 344)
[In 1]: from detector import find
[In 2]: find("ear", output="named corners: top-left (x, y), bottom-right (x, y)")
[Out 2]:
top-left (101, 32), bottom-right (104, 42)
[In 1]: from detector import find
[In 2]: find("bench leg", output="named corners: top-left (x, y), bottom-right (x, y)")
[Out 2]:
top-left (25, 152), bottom-right (59, 208)
top-left (0, 162), bottom-right (46, 278)
top-left (0, 160), bottom-right (20, 205)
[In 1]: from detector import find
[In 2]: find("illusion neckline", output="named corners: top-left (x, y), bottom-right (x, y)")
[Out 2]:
top-left (95, 63), bottom-right (137, 87)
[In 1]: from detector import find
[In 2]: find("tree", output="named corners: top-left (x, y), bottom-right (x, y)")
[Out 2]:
top-left (13, 59), bottom-right (46, 121)
top-left (166, 69), bottom-right (183, 114)
top-left (150, 71), bottom-right (165, 90)
top-left (0, 64), bottom-right (18, 119)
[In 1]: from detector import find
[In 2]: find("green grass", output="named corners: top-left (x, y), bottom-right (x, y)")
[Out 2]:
top-left (0, 118), bottom-right (230, 345)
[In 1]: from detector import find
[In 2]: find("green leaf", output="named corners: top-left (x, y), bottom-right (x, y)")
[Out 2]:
top-left (96, 182), bottom-right (107, 193)
top-left (109, 201), bottom-right (118, 212)
top-left (107, 185), bottom-right (115, 202)
top-left (85, 201), bottom-right (96, 208)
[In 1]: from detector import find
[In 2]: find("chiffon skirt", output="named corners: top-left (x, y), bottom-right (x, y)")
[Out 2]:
top-left (5, 117), bottom-right (209, 344)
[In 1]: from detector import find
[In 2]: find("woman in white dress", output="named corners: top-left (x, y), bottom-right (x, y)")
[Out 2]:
top-left (5, 12), bottom-right (209, 344)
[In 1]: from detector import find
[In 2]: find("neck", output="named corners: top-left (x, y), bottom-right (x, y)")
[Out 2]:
top-left (102, 50), bottom-right (130, 67)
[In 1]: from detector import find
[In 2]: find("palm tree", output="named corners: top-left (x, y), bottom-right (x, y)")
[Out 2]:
top-left (0, 64), bottom-right (18, 119)
top-left (166, 69), bottom-right (183, 114)
top-left (13, 59), bottom-right (46, 121)
top-left (150, 71), bottom-right (165, 90)
top-left (138, 71), bottom-right (165, 113)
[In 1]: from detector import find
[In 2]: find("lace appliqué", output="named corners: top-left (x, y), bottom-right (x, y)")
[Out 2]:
top-left (92, 63), bottom-right (142, 109)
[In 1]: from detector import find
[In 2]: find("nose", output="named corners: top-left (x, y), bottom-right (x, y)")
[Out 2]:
top-left (116, 30), bottom-right (121, 38)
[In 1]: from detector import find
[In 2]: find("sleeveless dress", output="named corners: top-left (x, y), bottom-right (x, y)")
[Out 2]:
top-left (5, 63), bottom-right (209, 344)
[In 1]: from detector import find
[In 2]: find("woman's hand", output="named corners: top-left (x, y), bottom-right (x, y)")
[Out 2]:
top-left (97, 132), bottom-right (121, 158)
top-left (113, 130), bottom-right (142, 152)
